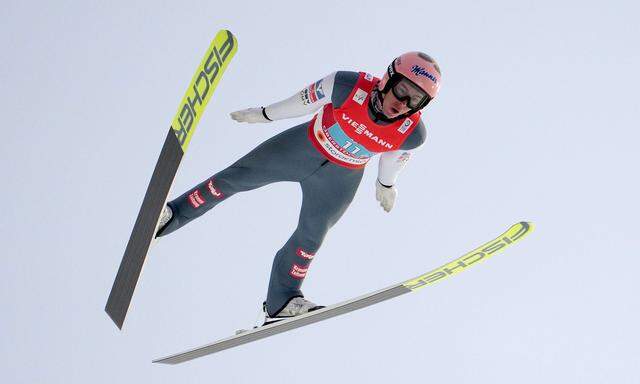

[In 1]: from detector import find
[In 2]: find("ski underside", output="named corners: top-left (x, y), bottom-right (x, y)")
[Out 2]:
top-left (153, 221), bottom-right (534, 364)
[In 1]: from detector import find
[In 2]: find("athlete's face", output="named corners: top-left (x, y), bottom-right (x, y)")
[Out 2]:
top-left (381, 89), bottom-right (412, 118)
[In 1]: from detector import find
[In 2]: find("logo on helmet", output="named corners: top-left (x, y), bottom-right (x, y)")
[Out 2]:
top-left (410, 65), bottom-right (438, 84)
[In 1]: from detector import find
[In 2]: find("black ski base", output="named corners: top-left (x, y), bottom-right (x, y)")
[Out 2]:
top-left (105, 128), bottom-right (183, 329)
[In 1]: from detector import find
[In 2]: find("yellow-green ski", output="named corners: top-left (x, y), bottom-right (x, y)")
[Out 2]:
top-left (154, 222), bottom-right (533, 364)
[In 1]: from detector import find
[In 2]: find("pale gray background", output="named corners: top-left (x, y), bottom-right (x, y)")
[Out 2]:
top-left (1, 0), bottom-right (639, 383)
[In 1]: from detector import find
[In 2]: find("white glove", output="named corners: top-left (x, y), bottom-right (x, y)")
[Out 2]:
top-left (230, 107), bottom-right (271, 123)
top-left (375, 179), bottom-right (397, 213)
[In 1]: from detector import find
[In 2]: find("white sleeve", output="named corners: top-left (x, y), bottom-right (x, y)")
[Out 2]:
top-left (377, 150), bottom-right (413, 186)
top-left (263, 72), bottom-right (336, 121)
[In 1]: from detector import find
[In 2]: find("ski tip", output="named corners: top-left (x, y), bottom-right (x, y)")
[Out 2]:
top-left (517, 221), bottom-right (535, 232)
top-left (219, 29), bottom-right (235, 37)
top-left (505, 221), bottom-right (535, 243)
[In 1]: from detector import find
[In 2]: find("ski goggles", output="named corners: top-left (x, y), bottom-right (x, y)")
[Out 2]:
top-left (390, 77), bottom-right (432, 110)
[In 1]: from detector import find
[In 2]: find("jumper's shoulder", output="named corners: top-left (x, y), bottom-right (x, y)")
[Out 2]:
top-left (332, 71), bottom-right (360, 107)
top-left (334, 70), bottom-right (360, 87)
top-left (400, 120), bottom-right (427, 150)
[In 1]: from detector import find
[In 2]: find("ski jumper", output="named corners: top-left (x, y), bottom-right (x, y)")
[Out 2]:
top-left (157, 71), bottom-right (427, 316)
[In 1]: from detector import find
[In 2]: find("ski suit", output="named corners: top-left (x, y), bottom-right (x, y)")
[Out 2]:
top-left (157, 71), bottom-right (427, 316)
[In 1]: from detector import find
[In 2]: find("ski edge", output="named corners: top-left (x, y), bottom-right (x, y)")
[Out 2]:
top-left (152, 285), bottom-right (410, 364)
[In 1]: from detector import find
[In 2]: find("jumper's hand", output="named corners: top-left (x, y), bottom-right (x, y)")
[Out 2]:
top-left (375, 180), bottom-right (397, 213)
top-left (230, 107), bottom-right (271, 123)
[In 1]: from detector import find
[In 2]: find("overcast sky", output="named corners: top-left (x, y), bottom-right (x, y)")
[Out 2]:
top-left (2, 0), bottom-right (639, 383)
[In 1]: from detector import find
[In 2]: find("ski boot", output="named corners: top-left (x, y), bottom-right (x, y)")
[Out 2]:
top-left (157, 205), bottom-right (173, 235)
top-left (235, 297), bottom-right (325, 335)
top-left (263, 297), bottom-right (325, 326)
top-left (152, 204), bottom-right (173, 245)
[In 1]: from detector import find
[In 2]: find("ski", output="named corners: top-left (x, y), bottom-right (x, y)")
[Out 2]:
top-left (153, 221), bottom-right (534, 364)
top-left (105, 30), bottom-right (238, 329)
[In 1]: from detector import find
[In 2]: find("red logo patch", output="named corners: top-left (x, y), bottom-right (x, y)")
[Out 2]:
top-left (187, 189), bottom-right (206, 209)
top-left (207, 179), bottom-right (224, 199)
top-left (296, 248), bottom-right (315, 260)
top-left (289, 264), bottom-right (308, 280)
